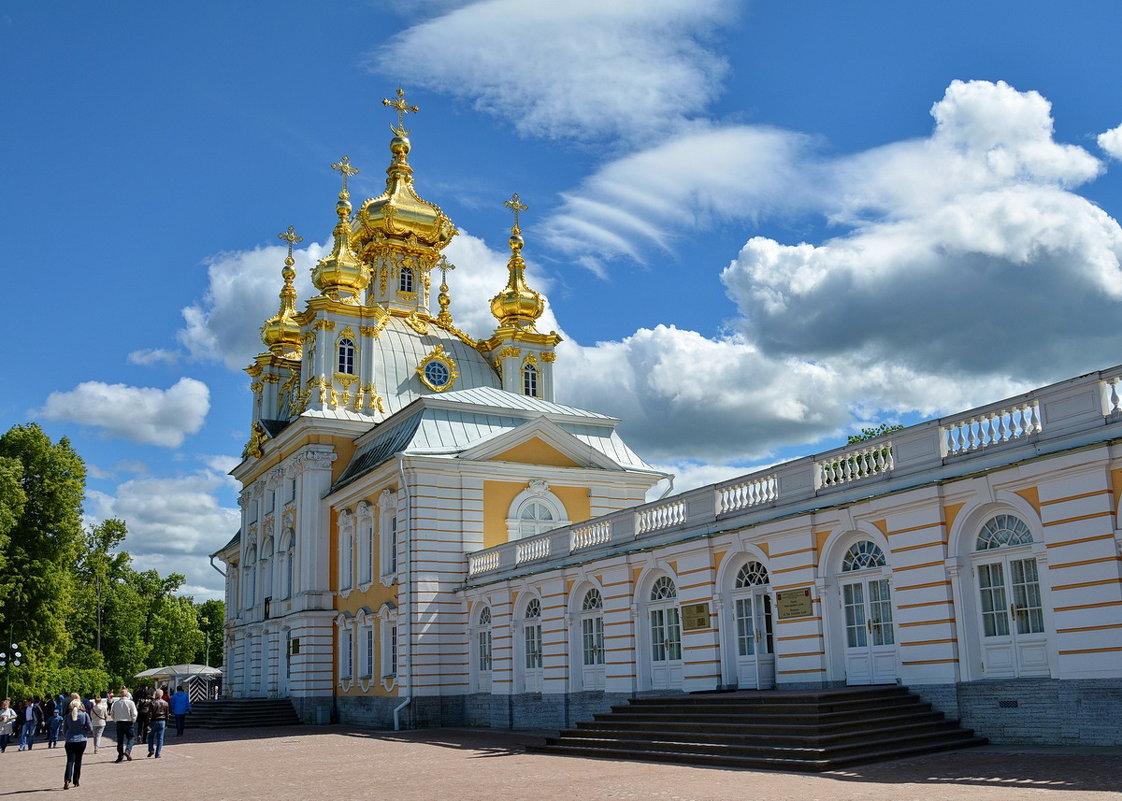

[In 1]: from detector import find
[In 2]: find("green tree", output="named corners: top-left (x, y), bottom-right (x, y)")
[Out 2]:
top-left (0, 456), bottom-right (27, 604)
top-left (148, 595), bottom-right (204, 667)
top-left (195, 599), bottom-right (225, 667)
top-left (0, 424), bottom-right (85, 692)
top-left (847, 423), bottom-right (904, 444)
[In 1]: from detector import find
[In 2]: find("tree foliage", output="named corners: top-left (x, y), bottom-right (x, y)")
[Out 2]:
top-left (847, 423), bottom-right (905, 444)
top-left (0, 424), bottom-right (216, 698)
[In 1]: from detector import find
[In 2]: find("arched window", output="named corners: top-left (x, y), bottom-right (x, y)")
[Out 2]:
top-left (280, 530), bottom-right (295, 599)
top-left (522, 361), bottom-right (538, 397)
top-left (842, 540), bottom-right (887, 572)
top-left (650, 575), bottom-right (677, 601)
top-left (399, 267), bottom-right (414, 293)
top-left (977, 514), bottom-right (1033, 550)
top-left (260, 537), bottom-right (274, 601)
top-left (735, 561), bottom-right (770, 588)
top-left (242, 545), bottom-right (257, 610)
top-left (338, 513), bottom-right (354, 593)
top-left (518, 500), bottom-right (555, 539)
top-left (337, 338), bottom-right (355, 375)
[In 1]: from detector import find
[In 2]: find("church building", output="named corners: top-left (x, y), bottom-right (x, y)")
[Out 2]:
top-left (216, 91), bottom-right (1122, 744)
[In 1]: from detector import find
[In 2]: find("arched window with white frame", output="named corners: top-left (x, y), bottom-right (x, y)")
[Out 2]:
top-left (836, 538), bottom-right (896, 685)
top-left (521, 596), bottom-right (543, 692)
top-left (378, 603), bottom-right (399, 685)
top-left (279, 528), bottom-right (295, 599)
top-left (242, 544), bottom-right (257, 610)
top-left (576, 586), bottom-right (605, 690)
top-left (338, 511), bottom-right (354, 594)
top-left (260, 537), bottom-right (274, 602)
top-left (357, 502), bottom-right (374, 587)
top-left (336, 615), bottom-right (354, 687)
top-left (337, 338), bottom-right (355, 375)
top-left (399, 266), bottom-right (414, 293)
top-left (726, 559), bottom-right (775, 690)
top-left (645, 574), bottom-right (682, 691)
top-left (379, 489), bottom-right (398, 579)
top-left (473, 604), bottom-right (493, 691)
top-left (506, 480), bottom-right (569, 541)
top-left (522, 360), bottom-right (538, 397)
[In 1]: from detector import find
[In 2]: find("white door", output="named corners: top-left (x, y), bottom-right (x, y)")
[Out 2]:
top-left (976, 556), bottom-right (1049, 678)
top-left (648, 604), bottom-right (683, 690)
top-left (733, 590), bottom-right (775, 689)
top-left (523, 621), bottom-right (543, 692)
top-left (580, 614), bottom-right (605, 690)
top-left (841, 577), bottom-right (897, 685)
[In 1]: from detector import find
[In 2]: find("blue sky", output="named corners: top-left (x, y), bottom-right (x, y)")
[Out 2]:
top-left (4, 1), bottom-right (1122, 599)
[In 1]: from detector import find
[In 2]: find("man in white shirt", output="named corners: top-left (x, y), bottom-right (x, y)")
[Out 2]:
top-left (109, 687), bottom-right (138, 762)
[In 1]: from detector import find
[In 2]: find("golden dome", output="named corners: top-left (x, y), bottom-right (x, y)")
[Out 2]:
top-left (490, 196), bottom-right (545, 329)
top-left (261, 226), bottom-right (304, 358)
top-left (312, 156), bottom-right (370, 301)
top-left (352, 91), bottom-right (456, 255)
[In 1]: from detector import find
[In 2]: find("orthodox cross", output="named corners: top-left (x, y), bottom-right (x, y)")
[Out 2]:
top-left (436, 255), bottom-right (456, 287)
top-left (330, 155), bottom-right (360, 196)
top-left (382, 88), bottom-right (419, 135)
top-left (278, 225), bottom-right (304, 259)
top-left (504, 193), bottom-right (528, 230)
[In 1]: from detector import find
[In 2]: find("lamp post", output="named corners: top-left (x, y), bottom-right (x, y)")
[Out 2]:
top-left (0, 642), bottom-right (22, 699)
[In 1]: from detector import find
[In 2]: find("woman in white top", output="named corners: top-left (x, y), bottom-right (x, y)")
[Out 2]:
top-left (89, 695), bottom-right (108, 753)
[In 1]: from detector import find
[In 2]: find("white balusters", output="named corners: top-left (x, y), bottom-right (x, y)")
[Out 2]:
top-left (635, 499), bottom-right (686, 536)
top-left (716, 474), bottom-right (779, 514)
top-left (816, 442), bottom-right (895, 489)
top-left (941, 401), bottom-right (1041, 456)
top-left (467, 550), bottom-right (500, 576)
top-left (515, 536), bottom-right (550, 564)
top-left (571, 520), bottom-right (612, 551)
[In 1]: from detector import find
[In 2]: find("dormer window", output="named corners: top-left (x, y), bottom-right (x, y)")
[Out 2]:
top-left (399, 267), bottom-right (414, 293)
top-left (337, 338), bottom-right (355, 375)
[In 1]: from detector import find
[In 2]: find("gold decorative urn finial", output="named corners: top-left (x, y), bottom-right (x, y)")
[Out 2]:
top-left (261, 225), bottom-right (305, 358)
top-left (351, 88), bottom-right (456, 255)
top-left (312, 155), bottom-right (370, 301)
top-left (490, 193), bottom-right (545, 329)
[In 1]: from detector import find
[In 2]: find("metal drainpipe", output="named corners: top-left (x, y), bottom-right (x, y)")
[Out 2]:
top-left (394, 456), bottom-right (413, 730)
top-left (209, 555), bottom-right (227, 577)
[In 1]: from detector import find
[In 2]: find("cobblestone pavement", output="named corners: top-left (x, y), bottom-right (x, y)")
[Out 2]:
top-left (1, 727), bottom-right (1119, 801)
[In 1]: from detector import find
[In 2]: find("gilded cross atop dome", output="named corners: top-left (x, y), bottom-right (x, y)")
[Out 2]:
top-left (504, 193), bottom-right (528, 232)
top-left (330, 155), bottom-right (360, 199)
top-left (436, 256), bottom-right (456, 325)
top-left (382, 88), bottom-right (419, 136)
top-left (261, 225), bottom-right (304, 357)
top-left (278, 225), bottom-right (304, 261)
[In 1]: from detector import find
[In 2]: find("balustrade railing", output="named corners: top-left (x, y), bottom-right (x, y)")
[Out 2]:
top-left (468, 549), bottom-right (500, 577)
top-left (571, 520), bottom-right (612, 551)
top-left (941, 401), bottom-right (1040, 456)
top-left (716, 473), bottom-right (779, 515)
top-left (516, 536), bottom-right (551, 564)
top-left (816, 442), bottom-right (894, 488)
top-left (636, 499), bottom-right (686, 535)
top-left (1102, 377), bottom-right (1122, 416)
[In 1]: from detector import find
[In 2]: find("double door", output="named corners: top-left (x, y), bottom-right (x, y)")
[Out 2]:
top-left (648, 604), bottom-right (682, 690)
top-left (733, 590), bottom-right (775, 689)
top-left (841, 577), bottom-right (897, 684)
top-left (976, 555), bottom-right (1048, 677)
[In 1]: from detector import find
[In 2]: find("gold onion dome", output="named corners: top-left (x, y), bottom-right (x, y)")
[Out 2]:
top-left (490, 193), bottom-right (545, 330)
top-left (312, 155), bottom-right (369, 300)
top-left (352, 89), bottom-right (456, 253)
top-left (261, 226), bottom-right (304, 358)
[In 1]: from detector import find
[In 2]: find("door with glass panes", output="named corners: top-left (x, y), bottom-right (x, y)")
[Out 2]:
top-left (522, 598), bottom-right (543, 692)
top-left (578, 588), bottom-right (605, 690)
top-left (973, 514), bottom-right (1049, 678)
top-left (647, 576), bottom-right (683, 690)
top-left (730, 561), bottom-right (775, 689)
top-left (839, 541), bottom-right (897, 685)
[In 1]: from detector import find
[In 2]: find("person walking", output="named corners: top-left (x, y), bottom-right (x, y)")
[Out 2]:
top-left (89, 694), bottom-right (108, 753)
top-left (109, 687), bottom-right (137, 762)
top-left (135, 689), bottom-right (151, 747)
top-left (146, 688), bottom-right (169, 758)
top-left (46, 706), bottom-right (63, 748)
top-left (19, 697), bottom-right (42, 750)
top-left (0, 698), bottom-right (16, 753)
top-left (62, 700), bottom-right (92, 790)
top-left (169, 685), bottom-right (191, 736)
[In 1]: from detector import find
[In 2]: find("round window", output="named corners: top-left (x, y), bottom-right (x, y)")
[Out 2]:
top-left (423, 359), bottom-right (451, 389)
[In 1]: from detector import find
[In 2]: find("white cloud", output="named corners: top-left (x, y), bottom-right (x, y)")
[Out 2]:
top-left (86, 471), bottom-right (240, 601)
top-left (127, 348), bottom-right (180, 367)
top-left (178, 242), bottom-right (324, 370)
top-left (372, 0), bottom-right (734, 143)
top-left (36, 378), bottom-right (210, 448)
top-left (1099, 123), bottom-right (1122, 161)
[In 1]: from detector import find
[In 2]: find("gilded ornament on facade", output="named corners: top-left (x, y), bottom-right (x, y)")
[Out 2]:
top-left (416, 344), bottom-right (458, 392)
top-left (242, 421), bottom-right (269, 459)
top-left (541, 352), bottom-right (556, 362)
top-left (498, 346), bottom-right (522, 359)
top-left (404, 311), bottom-right (430, 335)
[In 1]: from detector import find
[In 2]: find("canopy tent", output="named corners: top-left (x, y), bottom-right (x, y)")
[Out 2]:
top-left (135, 664), bottom-right (222, 681)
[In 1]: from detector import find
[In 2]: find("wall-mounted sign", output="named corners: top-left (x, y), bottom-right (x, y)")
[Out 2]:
top-left (681, 602), bottom-right (711, 631)
top-left (775, 588), bottom-right (814, 619)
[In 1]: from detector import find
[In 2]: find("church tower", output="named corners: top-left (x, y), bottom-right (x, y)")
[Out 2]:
top-left (478, 194), bottom-right (562, 402)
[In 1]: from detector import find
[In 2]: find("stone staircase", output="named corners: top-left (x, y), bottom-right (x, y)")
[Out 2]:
top-left (188, 698), bottom-right (303, 729)
top-left (530, 685), bottom-right (986, 772)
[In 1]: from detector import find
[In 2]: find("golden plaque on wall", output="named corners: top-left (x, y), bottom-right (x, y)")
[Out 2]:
top-left (775, 588), bottom-right (814, 619)
top-left (681, 602), bottom-right (711, 631)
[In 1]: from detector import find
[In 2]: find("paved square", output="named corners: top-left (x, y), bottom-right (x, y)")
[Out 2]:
top-left (1, 727), bottom-right (1119, 800)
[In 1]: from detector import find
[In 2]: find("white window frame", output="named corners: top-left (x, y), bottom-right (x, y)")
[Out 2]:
top-left (356, 501), bottom-right (374, 589)
top-left (379, 489), bottom-right (399, 584)
top-left (337, 337), bottom-right (356, 375)
top-left (279, 528), bottom-right (296, 600)
top-left (505, 480), bottom-right (570, 541)
top-left (242, 544), bottom-right (257, 611)
top-left (378, 603), bottom-right (399, 690)
top-left (338, 509), bottom-right (355, 596)
top-left (336, 613), bottom-right (355, 690)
